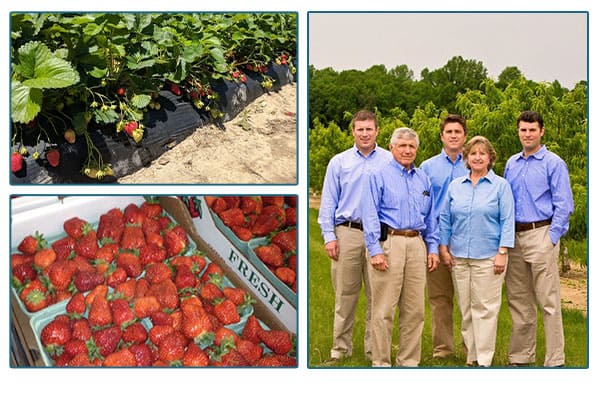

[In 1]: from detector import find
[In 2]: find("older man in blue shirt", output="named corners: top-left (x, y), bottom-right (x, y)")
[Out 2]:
top-left (362, 127), bottom-right (439, 367)
top-left (318, 110), bottom-right (392, 365)
top-left (504, 111), bottom-right (574, 367)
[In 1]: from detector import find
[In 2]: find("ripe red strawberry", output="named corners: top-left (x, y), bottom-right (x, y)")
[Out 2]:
top-left (240, 196), bottom-right (263, 215)
top-left (88, 293), bottom-right (112, 327)
top-left (142, 217), bottom-right (162, 236)
top-left (76, 230), bottom-right (99, 259)
top-left (145, 262), bottom-right (172, 284)
top-left (287, 254), bottom-right (297, 271)
top-left (271, 229), bottom-right (296, 253)
top-left (106, 267), bottom-right (127, 288)
top-left (34, 248), bottom-right (58, 271)
top-left (285, 196), bottom-right (297, 207)
top-left (164, 225), bottom-right (189, 257)
top-left (200, 262), bottom-right (224, 283)
top-left (19, 279), bottom-right (48, 312)
top-left (174, 268), bottom-right (198, 291)
top-left (210, 197), bottom-right (228, 214)
top-left (253, 354), bottom-right (284, 367)
top-left (51, 236), bottom-right (77, 260)
top-left (120, 225), bottom-right (146, 250)
top-left (41, 317), bottom-right (72, 356)
top-left (237, 338), bottom-right (263, 364)
top-left (116, 87), bottom-right (126, 96)
top-left (258, 329), bottom-right (292, 355)
top-left (73, 270), bottom-right (105, 292)
top-left (214, 327), bottom-right (239, 347)
top-left (84, 284), bottom-right (109, 307)
top-left (285, 207), bottom-right (297, 226)
top-left (11, 152), bottom-right (24, 173)
top-left (66, 292), bottom-right (87, 316)
top-left (134, 278), bottom-right (150, 298)
top-left (103, 347), bottom-right (137, 367)
top-left (261, 196), bottom-right (285, 207)
top-left (64, 338), bottom-right (88, 358)
top-left (275, 267), bottom-right (296, 287)
top-left (140, 198), bottom-right (163, 219)
top-left (148, 279), bottom-right (179, 310)
top-left (210, 347), bottom-right (248, 367)
top-left (133, 296), bottom-right (161, 319)
top-left (114, 278), bottom-right (136, 301)
top-left (181, 303), bottom-right (214, 344)
top-left (169, 82), bottom-right (182, 96)
top-left (218, 208), bottom-right (246, 228)
top-left (251, 214), bottom-right (282, 236)
top-left (223, 287), bottom-right (247, 306)
top-left (18, 232), bottom-right (46, 255)
top-left (71, 318), bottom-right (92, 341)
top-left (150, 310), bottom-right (173, 327)
top-left (129, 343), bottom-right (153, 366)
top-left (47, 259), bottom-right (77, 291)
top-left (182, 342), bottom-right (209, 366)
top-left (97, 213), bottom-right (125, 243)
top-left (148, 324), bottom-right (176, 346)
top-left (92, 325), bottom-right (122, 357)
top-left (117, 252), bottom-right (142, 278)
top-left (11, 261), bottom-right (36, 286)
top-left (122, 321), bottom-right (148, 344)
top-left (139, 243), bottom-right (166, 267)
top-left (46, 148), bottom-right (60, 167)
top-left (200, 281), bottom-right (224, 302)
top-left (95, 242), bottom-right (119, 263)
top-left (231, 225), bottom-right (253, 241)
top-left (158, 332), bottom-right (186, 364)
top-left (254, 244), bottom-right (284, 269)
top-left (241, 315), bottom-right (263, 344)
top-left (123, 121), bottom-right (138, 137)
top-left (64, 217), bottom-right (91, 239)
top-left (213, 297), bottom-right (240, 325)
top-left (110, 298), bottom-right (135, 327)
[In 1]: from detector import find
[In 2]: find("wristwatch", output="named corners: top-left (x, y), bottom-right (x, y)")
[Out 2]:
top-left (498, 250), bottom-right (507, 255)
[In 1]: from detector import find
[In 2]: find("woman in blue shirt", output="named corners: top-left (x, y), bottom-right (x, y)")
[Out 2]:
top-left (439, 136), bottom-right (515, 367)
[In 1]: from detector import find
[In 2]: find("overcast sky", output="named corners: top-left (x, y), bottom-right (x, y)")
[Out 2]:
top-left (309, 13), bottom-right (588, 89)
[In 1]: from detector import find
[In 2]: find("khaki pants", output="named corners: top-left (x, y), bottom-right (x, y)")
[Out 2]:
top-left (426, 264), bottom-right (455, 357)
top-left (368, 235), bottom-right (427, 367)
top-left (506, 225), bottom-right (565, 366)
top-left (330, 225), bottom-right (372, 359)
top-left (452, 257), bottom-right (505, 367)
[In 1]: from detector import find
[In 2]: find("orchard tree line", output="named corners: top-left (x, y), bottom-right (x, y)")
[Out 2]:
top-left (309, 56), bottom-right (587, 242)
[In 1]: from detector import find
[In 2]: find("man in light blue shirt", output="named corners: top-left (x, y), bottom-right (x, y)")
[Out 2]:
top-left (504, 111), bottom-right (574, 367)
top-left (361, 127), bottom-right (439, 367)
top-left (318, 110), bottom-right (392, 365)
top-left (420, 114), bottom-right (469, 359)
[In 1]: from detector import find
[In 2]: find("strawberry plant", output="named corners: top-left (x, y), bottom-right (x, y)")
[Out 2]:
top-left (10, 12), bottom-right (297, 181)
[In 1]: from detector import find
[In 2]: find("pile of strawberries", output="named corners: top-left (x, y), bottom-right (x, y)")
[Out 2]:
top-left (12, 198), bottom-right (296, 367)
top-left (206, 196), bottom-right (297, 293)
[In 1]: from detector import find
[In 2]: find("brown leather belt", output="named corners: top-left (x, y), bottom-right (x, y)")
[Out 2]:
top-left (515, 219), bottom-right (552, 232)
top-left (388, 229), bottom-right (420, 237)
top-left (336, 221), bottom-right (363, 231)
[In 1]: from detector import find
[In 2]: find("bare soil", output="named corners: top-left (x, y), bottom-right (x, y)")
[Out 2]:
top-left (309, 195), bottom-right (587, 315)
top-left (118, 83), bottom-right (297, 184)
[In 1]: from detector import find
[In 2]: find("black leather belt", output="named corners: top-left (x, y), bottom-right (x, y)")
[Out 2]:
top-left (388, 229), bottom-right (420, 237)
top-left (515, 219), bottom-right (552, 232)
top-left (336, 221), bottom-right (363, 230)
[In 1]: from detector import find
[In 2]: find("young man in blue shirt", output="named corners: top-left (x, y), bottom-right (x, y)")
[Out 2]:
top-left (504, 111), bottom-right (574, 367)
top-left (318, 110), bottom-right (392, 365)
top-left (420, 114), bottom-right (469, 359)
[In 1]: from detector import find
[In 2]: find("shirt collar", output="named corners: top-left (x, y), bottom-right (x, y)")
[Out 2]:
top-left (519, 144), bottom-right (547, 160)
top-left (354, 144), bottom-right (379, 158)
top-left (442, 148), bottom-right (463, 164)
top-left (460, 169), bottom-right (496, 184)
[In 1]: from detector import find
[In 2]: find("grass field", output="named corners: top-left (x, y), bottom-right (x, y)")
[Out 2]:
top-left (308, 208), bottom-right (588, 368)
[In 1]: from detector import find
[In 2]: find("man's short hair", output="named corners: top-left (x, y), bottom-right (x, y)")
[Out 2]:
top-left (352, 110), bottom-right (378, 129)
